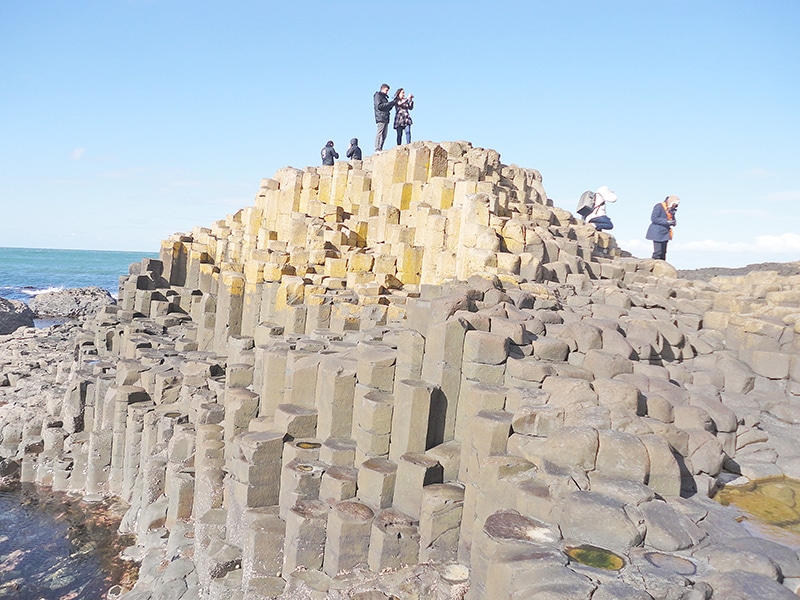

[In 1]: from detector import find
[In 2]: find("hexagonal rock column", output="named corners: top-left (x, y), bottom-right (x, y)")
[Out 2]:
top-left (279, 459), bottom-right (326, 520)
top-left (322, 500), bottom-right (375, 577)
top-left (467, 510), bottom-right (561, 600)
top-left (388, 379), bottom-right (442, 461)
top-left (226, 430), bottom-right (284, 540)
top-left (392, 452), bottom-right (444, 520)
top-left (368, 508), bottom-right (420, 571)
top-left (109, 385), bottom-right (150, 494)
top-left (282, 499), bottom-right (329, 575)
top-left (314, 356), bottom-right (357, 440)
top-left (356, 457), bottom-right (397, 512)
top-left (240, 508), bottom-right (285, 586)
top-left (419, 483), bottom-right (465, 562)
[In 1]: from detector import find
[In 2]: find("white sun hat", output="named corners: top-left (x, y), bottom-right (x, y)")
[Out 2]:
top-left (595, 185), bottom-right (618, 203)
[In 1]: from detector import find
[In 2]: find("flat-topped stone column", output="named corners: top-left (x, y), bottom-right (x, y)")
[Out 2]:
top-left (109, 385), bottom-right (150, 494)
top-left (282, 499), bottom-right (329, 575)
top-left (213, 271), bottom-right (245, 355)
top-left (279, 458), bottom-right (326, 520)
top-left (367, 508), bottom-right (420, 571)
top-left (418, 483), bottom-right (465, 562)
top-left (357, 457), bottom-right (397, 512)
top-left (315, 356), bottom-right (357, 439)
top-left (392, 452), bottom-right (443, 520)
top-left (322, 500), bottom-right (375, 577)
top-left (389, 379), bottom-right (440, 461)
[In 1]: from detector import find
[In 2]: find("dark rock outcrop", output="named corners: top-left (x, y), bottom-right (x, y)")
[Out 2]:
top-left (0, 297), bottom-right (35, 334)
top-left (29, 286), bottom-right (115, 318)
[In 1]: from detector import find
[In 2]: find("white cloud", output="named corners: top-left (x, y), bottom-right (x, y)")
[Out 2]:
top-left (752, 232), bottom-right (800, 253)
top-left (618, 239), bottom-right (651, 254)
top-left (739, 167), bottom-right (776, 179)
top-left (762, 190), bottom-right (800, 203)
top-left (672, 233), bottom-right (800, 254)
top-left (71, 147), bottom-right (86, 160)
top-left (621, 233), bottom-right (800, 257)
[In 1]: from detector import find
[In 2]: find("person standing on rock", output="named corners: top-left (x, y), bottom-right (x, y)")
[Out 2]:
top-left (646, 195), bottom-right (680, 260)
top-left (585, 185), bottom-right (617, 231)
top-left (346, 138), bottom-right (362, 161)
top-left (321, 140), bottom-right (338, 166)
top-left (393, 88), bottom-right (414, 145)
top-left (373, 84), bottom-right (397, 153)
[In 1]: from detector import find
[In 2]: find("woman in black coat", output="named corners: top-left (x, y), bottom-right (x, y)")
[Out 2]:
top-left (393, 88), bottom-right (414, 145)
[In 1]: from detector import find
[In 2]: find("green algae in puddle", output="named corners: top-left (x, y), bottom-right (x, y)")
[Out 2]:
top-left (296, 441), bottom-right (322, 450)
top-left (565, 544), bottom-right (625, 571)
top-left (715, 476), bottom-right (800, 548)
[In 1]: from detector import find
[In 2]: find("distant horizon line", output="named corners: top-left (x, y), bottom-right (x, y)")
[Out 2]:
top-left (0, 245), bottom-right (159, 255)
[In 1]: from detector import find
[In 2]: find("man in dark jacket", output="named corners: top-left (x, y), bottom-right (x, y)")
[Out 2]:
top-left (373, 84), bottom-right (396, 153)
top-left (645, 195), bottom-right (680, 260)
top-left (346, 138), bottom-right (362, 161)
top-left (321, 140), bottom-right (338, 166)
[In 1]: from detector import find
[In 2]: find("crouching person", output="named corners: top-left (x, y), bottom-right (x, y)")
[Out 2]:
top-left (586, 185), bottom-right (617, 231)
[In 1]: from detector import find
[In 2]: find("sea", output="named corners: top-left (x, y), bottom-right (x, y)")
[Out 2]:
top-left (0, 247), bottom-right (154, 598)
top-left (0, 484), bottom-right (138, 599)
top-left (0, 246), bottom-right (159, 304)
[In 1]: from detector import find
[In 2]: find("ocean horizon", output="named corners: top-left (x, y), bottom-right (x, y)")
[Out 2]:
top-left (0, 246), bottom-right (159, 304)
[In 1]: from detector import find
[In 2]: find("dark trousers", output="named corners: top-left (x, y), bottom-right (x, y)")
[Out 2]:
top-left (589, 215), bottom-right (613, 231)
top-left (652, 241), bottom-right (668, 260)
top-left (396, 124), bottom-right (411, 145)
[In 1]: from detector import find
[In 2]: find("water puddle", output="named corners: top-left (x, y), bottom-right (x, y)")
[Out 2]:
top-left (714, 476), bottom-right (800, 549)
top-left (0, 483), bottom-right (138, 599)
top-left (564, 543), bottom-right (625, 571)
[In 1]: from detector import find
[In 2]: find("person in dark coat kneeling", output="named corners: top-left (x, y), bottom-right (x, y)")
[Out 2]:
top-left (646, 195), bottom-right (680, 260)
top-left (321, 140), bottom-right (338, 166)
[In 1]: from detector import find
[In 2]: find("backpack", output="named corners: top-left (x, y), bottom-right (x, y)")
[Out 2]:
top-left (576, 190), bottom-right (595, 218)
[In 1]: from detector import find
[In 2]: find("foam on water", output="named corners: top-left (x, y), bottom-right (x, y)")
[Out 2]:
top-left (21, 286), bottom-right (65, 297)
top-left (0, 247), bottom-right (157, 303)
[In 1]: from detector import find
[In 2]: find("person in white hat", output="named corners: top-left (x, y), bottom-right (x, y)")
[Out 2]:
top-left (585, 185), bottom-right (618, 230)
top-left (646, 195), bottom-right (680, 260)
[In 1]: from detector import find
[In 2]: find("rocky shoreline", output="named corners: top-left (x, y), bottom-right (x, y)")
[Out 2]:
top-left (2, 142), bottom-right (800, 599)
top-left (678, 262), bottom-right (800, 282)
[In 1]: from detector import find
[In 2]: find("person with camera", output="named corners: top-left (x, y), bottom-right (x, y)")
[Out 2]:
top-left (393, 88), bottom-right (414, 145)
top-left (373, 84), bottom-right (397, 153)
top-left (645, 195), bottom-right (680, 260)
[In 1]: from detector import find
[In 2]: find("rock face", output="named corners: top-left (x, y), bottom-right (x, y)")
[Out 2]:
top-left (2, 141), bottom-right (800, 599)
top-left (0, 297), bottom-right (34, 334)
top-left (29, 286), bottom-right (115, 317)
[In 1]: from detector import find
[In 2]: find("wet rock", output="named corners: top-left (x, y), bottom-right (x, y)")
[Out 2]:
top-left (557, 491), bottom-right (644, 552)
top-left (641, 499), bottom-right (705, 552)
top-left (700, 570), bottom-right (797, 599)
top-left (29, 286), bottom-right (115, 318)
top-left (0, 297), bottom-right (34, 334)
top-left (726, 536), bottom-right (800, 578)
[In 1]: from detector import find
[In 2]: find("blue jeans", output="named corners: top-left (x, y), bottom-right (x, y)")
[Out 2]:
top-left (396, 125), bottom-right (411, 145)
top-left (589, 215), bottom-right (613, 231)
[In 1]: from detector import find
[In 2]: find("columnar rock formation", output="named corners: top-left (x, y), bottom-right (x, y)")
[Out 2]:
top-left (2, 142), bottom-right (800, 599)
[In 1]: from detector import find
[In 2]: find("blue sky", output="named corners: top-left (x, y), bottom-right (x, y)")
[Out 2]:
top-left (2, 1), bottom-right (798, 269)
